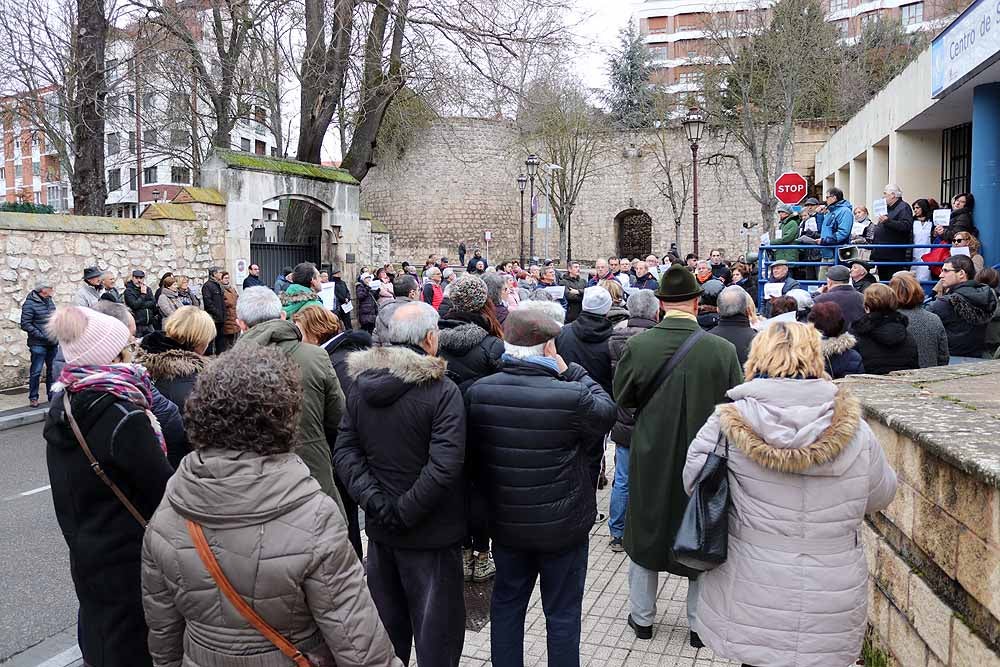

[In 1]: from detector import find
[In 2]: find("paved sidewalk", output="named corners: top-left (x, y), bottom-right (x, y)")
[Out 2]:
top-left (447, 443), bottom-right (738, 667)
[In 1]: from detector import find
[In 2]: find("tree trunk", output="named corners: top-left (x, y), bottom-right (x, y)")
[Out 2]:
top-left (760, 200), bottom-right (776, 236)
top-left (674, 220), bottom-right (683, 255)
top-left (70, 0), bottom-right (107, 215)
top-left (557, 213), bottom-right (567, 264)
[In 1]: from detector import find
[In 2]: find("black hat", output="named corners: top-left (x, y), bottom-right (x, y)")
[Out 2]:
top-left (82, 266), bottom-right (102, 281)
top-left (132, 269), bottom-right (145, 278)
top-left (656, 263), bottom-right (704, 302)
top-left (803, 197), bottom-right (821, 206)
top-left (847, 258), bottom-right (870, 270)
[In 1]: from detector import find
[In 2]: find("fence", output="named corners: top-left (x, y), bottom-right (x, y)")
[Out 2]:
top-left (755, 242), bottom-right (954, 309)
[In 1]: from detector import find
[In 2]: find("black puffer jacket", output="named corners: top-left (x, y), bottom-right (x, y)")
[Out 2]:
top-left (555, 312), bottom-right (614, 394)
top-left (560, 274), bottom-right (588, 323)
top-left (355, 281), bottom-right (378, 328)
top-left (324, 330), bottom-right (373, 398)
top-left (465, 358), bottom-right (616, 552)
top-left (20, 289), bottom-right (56, 347)
top-left (124, 280), bottom-right (157, 329)
top-left (946, 208), bottom-right (978, 241)
top-left (44, 389), bottom-right (174, 667)
top-left (201, 278), bottom-right (225, 326)
top-left (137, 331), bottom-right (208, 468)
top-left (851, 311), bottom-right (919, 375)
top-left (927, 281), bottom-right (999, 358)
top-left (333, 346), bottom-right (465, 550)
top-left (822, 333), bottom-right (865, 379)
top-left (608, 317), bottom-right (657, 447)
top-left (437, 315), bottom-right (504, 392)
top-left (871, 198), bottom-right (914, 268)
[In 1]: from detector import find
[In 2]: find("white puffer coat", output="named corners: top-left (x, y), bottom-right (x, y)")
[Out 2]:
top-left (683, 378), bottom-right (897, 667)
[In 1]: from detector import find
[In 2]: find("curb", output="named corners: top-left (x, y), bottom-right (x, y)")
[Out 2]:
top-left (0, 407), bottom-right (47, 432)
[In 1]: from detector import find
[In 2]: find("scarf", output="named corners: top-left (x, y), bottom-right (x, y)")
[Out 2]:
top-left (56, 364), bottom-right (167, 454)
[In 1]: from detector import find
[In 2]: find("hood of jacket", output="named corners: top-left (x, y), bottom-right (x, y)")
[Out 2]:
top-left (348, 345), bottom-right (447, 407)
top-left (239, 318), bottom-right (302, 348)
top-left (828, 198), bottom-right (853, 215)
top-left (438, 320), bottom-right (489, 355)
top-left (852, 311), bottom-right (910, 346)
top-left (324, 329), bottom-right (372, 356)
top-left (720, 378), bottom-right (862, 475)
top-left (166, 447), bottom-right (321, 529)
top-left (160, 286), bottom-right (179, 299)
top-left (822, 332), bottom-right (857, 356)
top-left (607, 305), bottom-right (630, 324)
top-left (572, 311), bottom-right (614, 343)
top-left (137, 332), bottom-right (207, 380)
top-left (946, 281), bottom-right (998, 325)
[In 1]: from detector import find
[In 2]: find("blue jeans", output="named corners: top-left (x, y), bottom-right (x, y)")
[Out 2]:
top-left (491, 541), bottom-right (589, 667)
top-left (609, 445), bottom-right (629, 539)
top-left (28, 345), bottom-right (56, 402)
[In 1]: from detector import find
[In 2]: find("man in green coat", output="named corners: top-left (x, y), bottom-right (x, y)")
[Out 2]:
top-left (234, 286), bottom-right (346, 517)
top-left (613, 264), bottom-right (743, 644)
top-left (772, 203), bottom-right (801, 265)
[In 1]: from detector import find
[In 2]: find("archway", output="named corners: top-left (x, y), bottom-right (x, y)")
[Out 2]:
top-left (615, 209), bottom-right (653, 260)
top-left (250, 194), bottom-right (327, 287)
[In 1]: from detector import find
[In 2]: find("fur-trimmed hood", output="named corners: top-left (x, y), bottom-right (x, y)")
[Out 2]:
top-left (438, 321), bottom-right (489, 354)
top-left (946, 281), bottom-right (998, 325)
top-left (718, 378), bottom-right (862, 474)
top-left (136, 348), bottom-right (208, 382)
top-left (821, 332), bottom-right (857, 356)
top-left (347, 345), bottom-right (448, 408)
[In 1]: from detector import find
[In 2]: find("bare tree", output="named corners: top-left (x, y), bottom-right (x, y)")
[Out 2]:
top-left (651, 128), bottom-right (691, 250)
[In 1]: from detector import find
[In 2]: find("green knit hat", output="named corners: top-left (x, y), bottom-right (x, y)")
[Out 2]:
top-left (655, 263), bottom-right (704, 302)
top-left (280, 283), bottom-right (323, 317)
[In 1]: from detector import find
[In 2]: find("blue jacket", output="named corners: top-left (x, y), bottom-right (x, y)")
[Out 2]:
top-left (20, 290), bottom-right (56, 347)
top-left (821, 199), bottom-right (854, 249)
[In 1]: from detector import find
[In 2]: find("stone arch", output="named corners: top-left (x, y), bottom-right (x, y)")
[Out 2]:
top-left (615, 209), bottom-right (653, 260)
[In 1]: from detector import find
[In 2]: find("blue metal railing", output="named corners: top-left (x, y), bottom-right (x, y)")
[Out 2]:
top-left (756, 242), bottom-right (952, 310)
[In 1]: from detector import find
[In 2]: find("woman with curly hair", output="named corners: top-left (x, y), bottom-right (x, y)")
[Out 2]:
top-left (141, 345), bottom-right (402, 667)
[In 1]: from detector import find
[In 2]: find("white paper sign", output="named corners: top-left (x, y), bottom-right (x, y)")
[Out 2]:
top-left (544, 286), bottom-right (566, 300)
top-left (872, 198), bottom-right (888, 218)
top-left (341, 301), bottom-right (354, 313)
top-left (763, 283), bottom-right (785, 299)
top-left (760, 232), bottom-right (771, 246)
top-left (933, 209), bottom-right (951, 227)
top-left (319, 284), bottom-right (337, 310)
top-left (368, 280), bottom-right (383, 291)
top-left (950, 246), bottom-right (971, 257)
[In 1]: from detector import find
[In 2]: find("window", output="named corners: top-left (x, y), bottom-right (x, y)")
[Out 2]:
top-left (32, 161), bottom-right (39, 177)
top-left (47, 184), bottom-right (59, 208)
top-left (107, 168), bottom-right (121, 191)
top-left (941, 123), bottom-right (972, 203)
top-left (144, 129), bottom-right (157, 147)
top-left (833, 19), bottom-right (849, 37)
top-left (128, 131), bottom-right (136, 152)
top-left (33, 191), bottom-right (40, 204)
top-left (127, 94), bottom-right (135, 113)
top-left (170, 166), bottom-right (190, 183)
top-left (107, 132), bottom-right (119, 155)
top-left (901, 2), bottom-right (923, 26)
top-left (105, 58), bottom-right (118, 78)
top-left (828, 0), bottom-right (848, 12)
top-left (271, 147), bottom-right (278, 157)
top-left (14, 164), bottom-right (22, 181)
top-left (254, 106), bottom-right (266, 124)
top-left (860, 12), bottom-right (880, 29)
top-left (107, 95), bottom-right (119, 119)
top-left (170, 129), bottom-right (188, 147)
top-left (650, 45), bottom-right (669, 62)
top-left (0, 167), bottom-right (4, 180)
top-left (129, 168), bottom-right (137, 190)
top-left (255, 139), bottom-right (266, 155)
top-left (240, 137), bottom-right (251, 152)
top-left (142, 92), bottom-right (155, 110)
top-left (143, 165), bottom-right (157, 184)
top-left (678, 72), bottom-right (704, 86)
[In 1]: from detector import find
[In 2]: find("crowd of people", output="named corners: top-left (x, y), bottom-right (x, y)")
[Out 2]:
top-left (21, 215), bottom-right (932, 667)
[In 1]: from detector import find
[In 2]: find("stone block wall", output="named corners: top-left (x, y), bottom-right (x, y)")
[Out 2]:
top-left (844, 365), bottom-right (1000, 666)
top-left (0, 207), bottom-right (226, 388)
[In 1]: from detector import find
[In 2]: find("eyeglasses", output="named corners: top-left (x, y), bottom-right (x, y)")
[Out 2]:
top-left (953, 237), bottom-right (969, 244)
top-left (940, 268), bottom-right (956, 274)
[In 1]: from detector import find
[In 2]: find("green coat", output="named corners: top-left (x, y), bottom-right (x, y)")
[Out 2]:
top-left (772, 214), bottom-right (801, 264)
top-left (613, 316), bottom-right (743, 576)
top-left (235, 319), bottom-right (346, 516)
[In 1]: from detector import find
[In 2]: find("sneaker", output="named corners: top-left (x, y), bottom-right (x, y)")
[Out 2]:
top-left (627, 614), bottom-right (652, 640)
top-left (609, 537), bottom-right (625, 553)
top-left (29, 399), bottom-right (39, 408)
top-left (690, 631), bottom-right (705, 649)
top-left (472, 553), bottom-right (496, 582)
top-left (462, 548), bottom-right (474, 582)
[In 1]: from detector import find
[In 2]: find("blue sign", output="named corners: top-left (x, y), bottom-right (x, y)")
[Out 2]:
top-left (932, 0), bottom-right (1000, 98)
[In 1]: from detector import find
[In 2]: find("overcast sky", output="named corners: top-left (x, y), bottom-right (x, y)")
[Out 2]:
top-left (572, 0), bottom-right (637, 92)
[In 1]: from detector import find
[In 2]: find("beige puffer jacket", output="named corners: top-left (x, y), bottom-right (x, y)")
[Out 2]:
top-left (683, 378), bottom-right (897, 667)
top-left (141, 447), bottom-right (402, 667)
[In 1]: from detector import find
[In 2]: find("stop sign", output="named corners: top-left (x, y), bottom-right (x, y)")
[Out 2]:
top-left (774, 172), bottom-right (809, 205)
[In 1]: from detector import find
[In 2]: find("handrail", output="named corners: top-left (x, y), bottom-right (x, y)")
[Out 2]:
top-left (756, 242), bottom-right (954, 311)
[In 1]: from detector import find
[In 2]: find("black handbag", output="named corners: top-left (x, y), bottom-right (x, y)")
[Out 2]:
top-left (673, 433), bottom-right (730, 572)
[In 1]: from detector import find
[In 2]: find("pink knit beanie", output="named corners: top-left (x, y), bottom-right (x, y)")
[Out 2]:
top-left (47, 306), bottom-right (131, 366)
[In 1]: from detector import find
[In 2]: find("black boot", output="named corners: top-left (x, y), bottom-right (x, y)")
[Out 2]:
top-left (627, 614), bottom-right (652, 640)
top-left (689, 631), bottom-right (704, 649)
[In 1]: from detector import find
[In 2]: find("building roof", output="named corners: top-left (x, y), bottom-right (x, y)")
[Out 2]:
top-left (211, 149), bottom-right (360, 185)
top-left (172, 186), bottom-right (225, 205)
top-left (140, 203), bottom-right (197, 221)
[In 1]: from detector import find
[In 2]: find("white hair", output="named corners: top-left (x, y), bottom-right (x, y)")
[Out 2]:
top-left (696, 260), bottom-right (711, 270)
top-left (237, 286), bottom-right (282, 327)
top-left (626, 290), bottom-right (659, 320)
top-left (503, 341), bottom-right (547, 359)
top-left (718, 286), bottom-right (751, 318)
top-left (387, 301), bottom-right (439, 346)
top-left (885, 184), bottom-right (902, 197)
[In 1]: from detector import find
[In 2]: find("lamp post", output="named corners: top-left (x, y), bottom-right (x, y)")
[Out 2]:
top-left (517, 173), bottom-right (528, 266)
top-left (525, 153), bottom-right (541, 261)
top-left (682, 107), bottom-right (707, 258)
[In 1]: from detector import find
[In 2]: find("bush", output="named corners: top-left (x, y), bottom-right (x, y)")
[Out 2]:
top-left (0, 201), bottom-right (55, 214)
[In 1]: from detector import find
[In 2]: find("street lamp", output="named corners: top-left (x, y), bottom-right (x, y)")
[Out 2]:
top-left (517, 173), bottom-right (528, 266)
top-left (682, 107), bottom-right (707, 258)
top-left (525, 153), bottom-right (541, 261)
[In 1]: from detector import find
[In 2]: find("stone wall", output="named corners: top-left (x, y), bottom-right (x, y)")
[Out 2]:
top-left (0, 207), bottom-right (226, 388)
top-left (844, 365), bottom-right (1000, 666)
top-left (360, 117), bottom-right (836, 266)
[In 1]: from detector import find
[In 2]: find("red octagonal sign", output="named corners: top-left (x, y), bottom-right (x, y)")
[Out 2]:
top-left (774, 172), bottom-right (808, 206)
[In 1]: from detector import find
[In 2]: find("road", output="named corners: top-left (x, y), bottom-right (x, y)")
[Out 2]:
top-left (0, 422), bottom-right (78, 663)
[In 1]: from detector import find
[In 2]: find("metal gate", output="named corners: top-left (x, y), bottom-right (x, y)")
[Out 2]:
top-left (250, 241), bottom-right (319, 289)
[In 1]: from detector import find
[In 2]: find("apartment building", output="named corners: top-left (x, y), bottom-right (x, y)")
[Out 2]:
top-left (637, 0), bottom-right (965, 94)
top-left (0, 91), bottom-right (69, 212)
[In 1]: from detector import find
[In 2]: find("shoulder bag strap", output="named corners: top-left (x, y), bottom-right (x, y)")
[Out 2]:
top-left (186, 520), bottom-right (312, 667)
top-left (63, 392), bottom-right (148, 528)
top-left (633, 327), bottom-right (708, 419)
